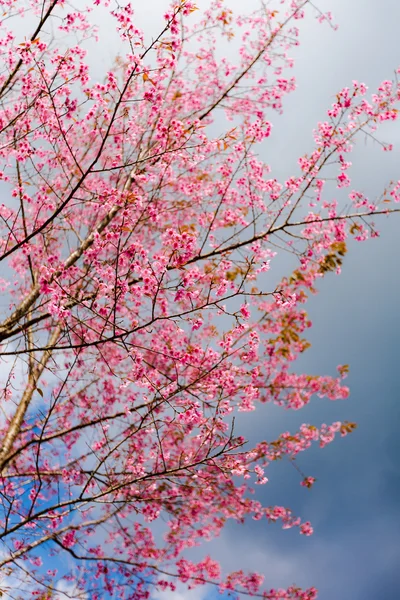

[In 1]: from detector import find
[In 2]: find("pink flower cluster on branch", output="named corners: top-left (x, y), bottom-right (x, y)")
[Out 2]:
top-left (0, 0), bottom-right (398, 598)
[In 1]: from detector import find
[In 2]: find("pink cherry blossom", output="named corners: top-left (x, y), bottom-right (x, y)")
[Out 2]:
top-left (0, 1), bottom-right (398, 598)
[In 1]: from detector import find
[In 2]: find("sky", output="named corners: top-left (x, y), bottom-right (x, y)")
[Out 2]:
top-left (1, 1), bottom-right (400, 599)
top-left (149, 1), bottom-right (400, 599)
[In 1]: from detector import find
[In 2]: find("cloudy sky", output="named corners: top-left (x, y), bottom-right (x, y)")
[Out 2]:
top-left (1, 1), bottom-right (400, 599)
top-left (149, 1), bottom-right (400, 599)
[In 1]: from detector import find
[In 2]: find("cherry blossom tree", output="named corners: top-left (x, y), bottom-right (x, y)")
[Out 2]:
top-left (0, 0), bottom-right (399, 598)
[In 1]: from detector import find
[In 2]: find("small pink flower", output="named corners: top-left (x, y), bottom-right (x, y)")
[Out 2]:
top-left (240, 304), bottom-right (250, 319)
top-left (301, 476), bottom-right (316, 489)
top-left (300, 521), bottom-right (314, 536)
top-left (62, 530), bottom-right (76, 548)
